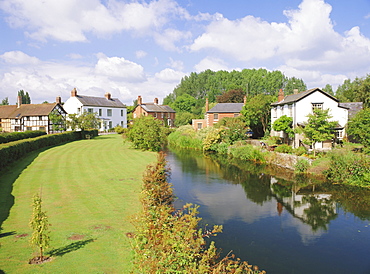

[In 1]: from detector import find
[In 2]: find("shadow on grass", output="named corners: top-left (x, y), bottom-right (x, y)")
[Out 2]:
top-left (0, 231), bottom-right (16, 238)
top-left (0, 148), bottom-right (50, 233)
top-left (47, 239), bottom-right (95, 257)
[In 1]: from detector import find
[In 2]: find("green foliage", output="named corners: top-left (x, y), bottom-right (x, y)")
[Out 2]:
top-left (275, 144), bottom-right (293, 154)
top-left (229, 145), bottom-right (266, 163)
top-left (294, 146), bottom-right (307, 156)
top-left (49, 109), bottom-right (66, 132)
top-left (203, 127), bottom-right (223, 152)
top-left (294, 158), bottom-right (310, 174)
top-left (1, 97), bottom-right (9, 105)
top-left (67, 112), bottom-right (100, 131)
top-left (174, 111), bottom-right (195, 127)
top-left (347, 108), bottom-right (370, 153)
top-left (336, 75), bottom-right (369, 108)
top-left (171, 93), bottom-right (197, 112)
top-left (324, 150), bottom-right (370, 187)
top-left (18, 89), bottom-right (31, 104)
top-left (0, 130), bottom-right (46, 144)
top-left (133, 152), bottom-right (264, 273)
top-left (297, 108), bottom-right (338, 156)
top-left (241, 94), bottom-right (275, 137)
top-left (216, 88), bottom-right (245, 103)
top-left (322, 84), bottom-right (334, 96)
top-left (114, 125), bottom-right (127, 134)
top-left (284, 77), bottom-right (307, 95)
top-left (272, 115), bottom-right (294, 139)
top-left (216, 116), bottom-right (248, 144)
top-left (167, 125), bottom-right (203, 150)
top-left (127, 116), bottom-right (166, 151)
top-left (30, 194), bottom-right (50, 261)
top-left (265, 136), bottom-right (282, 146)
top-left (0, 131), bottom-right (86, 170)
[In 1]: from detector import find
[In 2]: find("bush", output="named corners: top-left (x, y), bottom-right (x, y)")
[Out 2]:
top-left (294, 158), bottom-right (310, 174)
top-left (167, 126), bottom-right (203, 150)
top-left (294, 146), bottom-right (307, 156)
top-left (0, 130), bottom-right (47, 144)
top-left (275, 144), bottom-right (293, 154)
top-left (132, 152), bottom-right (265, 273)
top-left (324, 150), bottom-right (370, 187)
top-left (265, 136), bottom-right (282, 146)
top-left (229, 145), bottom-right (266, 163)
top-left (114, 126), bottom-right (127, 134)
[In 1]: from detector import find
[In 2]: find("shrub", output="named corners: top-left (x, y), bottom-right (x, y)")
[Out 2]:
top-left (167, 126), bottom-right (203, 150)
top-left (294, 158), bottom-right (310, 174)
top-left (132, 152), bottom-right (265, 273)
top-left (265, 136), bottom-right (282, 146)
top-left (114, 126), bottom-right (127, 134)
top-left (0, 130), bottom-right (47, 144)
top-left (275, 144), bottom-right (293, 154)
top-left (203, 127), bottom-right (223, 152)
top-left (229, 145), bottom-right (266, 163)
top-left (294, 146), bottom-right (307, 156)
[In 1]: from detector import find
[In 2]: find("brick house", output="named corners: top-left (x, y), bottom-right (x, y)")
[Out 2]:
top-left (132, 96), bottom-right (176, 127)
top-left (192, 98), bottom-right (245, 130)
top-left (0, 96), bottom-right (67, 134)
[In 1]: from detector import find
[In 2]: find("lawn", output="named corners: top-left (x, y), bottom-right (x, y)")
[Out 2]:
top-left (0, 134), bottom-right (157, 273)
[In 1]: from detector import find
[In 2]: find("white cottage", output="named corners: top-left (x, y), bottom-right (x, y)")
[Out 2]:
top-left (271, 88), bottom-right (349, 149)
top-left (63, 88), bottom-right (127, 131)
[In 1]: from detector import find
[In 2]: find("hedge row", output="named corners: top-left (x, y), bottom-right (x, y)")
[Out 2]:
top-left (0, 130), bottom-right (47, 144)
top-left (0, 130), bottom-right (98, 170)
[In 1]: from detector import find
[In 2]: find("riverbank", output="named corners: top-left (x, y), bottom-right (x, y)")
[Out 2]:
top-left (0, 134), bottom-right (156, 273)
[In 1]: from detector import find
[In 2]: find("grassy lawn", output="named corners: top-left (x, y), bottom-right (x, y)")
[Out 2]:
top-left (0, 134), bottom-right (157, 273)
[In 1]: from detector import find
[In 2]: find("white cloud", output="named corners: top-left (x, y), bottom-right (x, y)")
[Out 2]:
top-left (94, 54), bottom-right (146, 82)
top-left (0, 51), bottom-right (39, 65)
top-left (135, 50), bottom-right (147, 59)
top-left (168, 58), bottom-right (184, 71)
top-left (194, 57), bottom-right (230, 72)
top-left (154, 68), bottom-right (185, 83)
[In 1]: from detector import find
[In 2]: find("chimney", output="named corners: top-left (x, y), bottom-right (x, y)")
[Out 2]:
top-left (278, 89), bottom-right (284, 102)
top-left (154, 98), bottom-right (159, 105)
top-left (17, 95), bottom-right (22, 108)
top-left (243, 96), bottom-right (247, 104)
top-left (105, 92), bottom-right (111, 100)
top-left (205, 98), bottom-right (209, 112)
top-left (71, 88), bottom-right (77, 97)
top-left (56, 96), bottom-right (62, 104)
top-left (293, 89), bottom-right (299, 95)
top-left (137, 95), bottom-right (142, 105)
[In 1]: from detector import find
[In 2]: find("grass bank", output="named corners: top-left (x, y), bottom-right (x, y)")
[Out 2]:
top-left (0, 134), bottom-right (156, 273)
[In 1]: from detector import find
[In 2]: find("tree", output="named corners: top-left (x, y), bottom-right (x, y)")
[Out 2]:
top-left (297, 109), bottom-right (338, 156)
top-left (284, 77), bottom-right (307, 95)
top-left (347, 108), bottom-right (370, 153)
top-left (171, 94), bottom-right (197, 112)
top-left (29, 194), bottom-right (50, 262)
top-left (272, 115), bottom-right (294, 142)
top-left (1, 97), bottom-right (9, 105)
top-left (241, 94), bottom-right (275, 137)
top-left (126, 116), bottom-right (166, 151)
top-left (174, 112), bottom-right (194, 127)
top-left (67, 111), bottom-right (100, 131)
top-left (216, 89), bottom-right (245, 103)
top-left (49, 109), bottom-right (66, 132)
top-left (322, 84), bottom-right (334, 96)
top-left (215, 116), bottom-right (248, 144)
top-left (18, 90), bottom-right (31, 104)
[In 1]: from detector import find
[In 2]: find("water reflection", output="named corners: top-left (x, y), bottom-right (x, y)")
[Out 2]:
top-left (167, 147), bottom-right (370, 273)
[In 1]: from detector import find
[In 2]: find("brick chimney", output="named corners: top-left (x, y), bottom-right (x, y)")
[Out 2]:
top-left (154, 98), bottom-right (159, 105)
top-left (71, 88), bottom-right (77, 97)
top-left (56, 96), bottom-right (62, 104)
top-left (137, 95), bottom-right (142, 105)
top-left (105, 92), bottom-right (111, 100)
top-left (17, 95), bottom-right (22, 108)
top-left (293, 89), bottom-right (299, 94)
top-left (278, 89), bottom-right (285, 102)
top-left (205, 98), bottom-right (209, 112)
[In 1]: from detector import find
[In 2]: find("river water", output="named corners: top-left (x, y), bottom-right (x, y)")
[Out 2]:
top-left (166, 148), bottom-right (370, 274)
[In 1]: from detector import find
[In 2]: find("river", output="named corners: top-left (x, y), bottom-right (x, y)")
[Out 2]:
top-left (166, 147), bottom-right (370, 274)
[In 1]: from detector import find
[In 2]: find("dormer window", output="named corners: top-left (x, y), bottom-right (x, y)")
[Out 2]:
top-left (312, 103), bottom-right (323, 111)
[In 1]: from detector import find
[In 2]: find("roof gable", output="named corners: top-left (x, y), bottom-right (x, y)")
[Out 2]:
top-left (207, 103), bottom-right (244, 113)
top-left (271, 88), bottom-right (339, 106)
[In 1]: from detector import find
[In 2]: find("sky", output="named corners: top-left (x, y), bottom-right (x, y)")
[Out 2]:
top-left (0, 0), bottom-right (370, 105)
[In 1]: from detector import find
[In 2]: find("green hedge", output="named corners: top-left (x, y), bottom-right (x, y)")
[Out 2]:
top-left (0, 130), bottom-right (47, 144)
top-left (0, 130), bottom-right (98, 170)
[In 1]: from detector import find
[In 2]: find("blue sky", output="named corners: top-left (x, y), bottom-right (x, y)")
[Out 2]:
top-left (0, 0), bottom-right (369, 105)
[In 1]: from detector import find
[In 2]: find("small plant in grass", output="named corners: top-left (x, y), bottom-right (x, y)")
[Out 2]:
top-left (29, 194), bottom-right (51, 264)
top-left (294, 158), bottom-right (310, 174)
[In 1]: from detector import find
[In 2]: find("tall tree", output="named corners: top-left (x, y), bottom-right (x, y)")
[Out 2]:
top-left (0, 97), bottom-right (9, 105)
top-left (216, 89), bottom-right (245, 103)
top-left (284, 77), bottom-right (307, 95)
top-left (297, 108), bottom-right (338, 156)
top-left (17, 90), bottom-right (31, 104)
top-left (241, 94), bottom-right (275, 137)
top-left (67, 112), bottom-right (100, 131)
top-left (347, 108), bottom-right (370, 153)
top-left (322, 84), bottom-right (334, 96)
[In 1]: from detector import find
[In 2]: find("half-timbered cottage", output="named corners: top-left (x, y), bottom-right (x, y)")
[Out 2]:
top-left (0, 96), bottom-right (67, 134)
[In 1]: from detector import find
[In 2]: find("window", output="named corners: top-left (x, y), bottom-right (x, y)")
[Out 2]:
top-left (77, 107), bottom-right (81, 113)
top-left (121, 121), bottom-right (124, 127)
top-left (109, 121), bottom-right (112, 128)
top-left (107, 109), bottom-right (112, 116)
top-left (312, 103), bottom-right (323, 111)
top-left (273, 107), bottom-right (277, 118)
top-left (121, 109), bottom-right (124, 116)
top-left (153, 113), bottom-right (157, 118)
top-left (161, 113), bottom-right (164, 119)
top-left (288, 105), bottom-right (293, 117)
top-left (335, 130), bottom-right (343, 138)
top-left (234, 113), bottom-right (239, 117)
top-left (197, 123), bottom-right (203, 130)
top-left (214, 113), bottom-right (219, 120)
top-left (88, 108), bottom-right (93, 113)
top-left (26, 127), bottom-right (32, 131)
top-left (99, 109), bottom-right (102, 116)
top-left (39, 116), bottom-right (43, 121)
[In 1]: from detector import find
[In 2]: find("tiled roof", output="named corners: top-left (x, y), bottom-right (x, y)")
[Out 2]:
top-left (339, 102), bottom-right (363, 119)
top-left (0, 103), bottom-right (58, 119)
top-left (207, 103), bottom-right (244, 113)
top-left (140, 103), bottom-right (176, 113)
top-left (75, 95), bottom-right (126, 108)
top-left (271, 88), bottom-right (339, 106)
